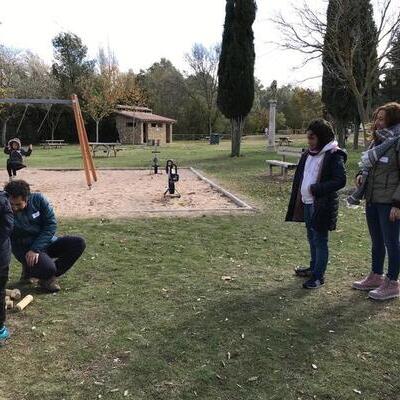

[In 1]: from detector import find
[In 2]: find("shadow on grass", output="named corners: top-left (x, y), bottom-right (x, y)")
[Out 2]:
top-left (120, 280), bottom-right (388, 399)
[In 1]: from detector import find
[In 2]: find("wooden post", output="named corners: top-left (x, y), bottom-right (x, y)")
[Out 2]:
top-left (74, 96), bottom-right (97, 183)
top-left (71, 95), bottom-right (93, 188)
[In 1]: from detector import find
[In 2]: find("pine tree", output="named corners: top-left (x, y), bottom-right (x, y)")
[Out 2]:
top-left (217, 0), bottom-right (257, 157)
top-left (52, 32), bottom-right (95, 98)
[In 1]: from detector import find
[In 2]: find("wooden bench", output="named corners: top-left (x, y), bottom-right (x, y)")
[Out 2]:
top-left (266, 147), bottom-right (304, 178)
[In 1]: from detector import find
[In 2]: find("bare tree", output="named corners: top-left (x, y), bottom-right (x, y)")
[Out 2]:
top-left (272, 0), bottom-right (400, 143)
top-left (185, 43), bottom-right (220, 134)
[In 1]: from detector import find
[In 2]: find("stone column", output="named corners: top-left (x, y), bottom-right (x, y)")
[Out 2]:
top-left (268, 100), bottom-right (277, 150)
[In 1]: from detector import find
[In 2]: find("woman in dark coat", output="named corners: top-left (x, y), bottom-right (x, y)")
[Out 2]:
top-left (286, 119), bottom-right (347, 289)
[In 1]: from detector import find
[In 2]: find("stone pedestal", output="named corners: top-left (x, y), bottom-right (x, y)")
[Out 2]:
top-left (268, 100), bottom-right (277, 150)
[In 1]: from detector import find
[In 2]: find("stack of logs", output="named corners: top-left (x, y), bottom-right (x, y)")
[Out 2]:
top-left (5, 289), bottom-right (33, 311)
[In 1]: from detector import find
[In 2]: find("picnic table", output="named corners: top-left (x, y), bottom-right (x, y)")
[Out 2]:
top-left (41, 140), bottom-right (66, 149)
top-left (275, 136), bottom-right (293, 146)
top-left (89, 142), bottom-right (124, 158)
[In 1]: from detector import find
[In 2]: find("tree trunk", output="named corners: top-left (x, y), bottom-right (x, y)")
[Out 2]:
top-left (354, 95), bottom-right (368, 148)
top-left (1, 119), bottom-right (7, 147)
top-left (231, 117), bottom-right (244, 157)
top-left (50, 110), bottom-right (62, 141)
top-left (336, 120), bottom-right (346, 149)
top-left (96, 120), bottom-right (100, 143)
top-left (352, 120), bottom-right (359, 150)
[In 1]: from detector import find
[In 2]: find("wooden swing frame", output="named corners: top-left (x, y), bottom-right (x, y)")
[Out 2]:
top-left (0, 95), bottom-right (97, 188)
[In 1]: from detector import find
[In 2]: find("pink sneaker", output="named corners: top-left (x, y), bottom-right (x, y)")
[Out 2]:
top-left (369, 277), bottom-right (400, 301)
top-left (352, 273), bottom-right (384, 291)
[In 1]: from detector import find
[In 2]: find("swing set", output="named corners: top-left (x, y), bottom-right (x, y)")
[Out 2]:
top-left (0, 95), bottom-right (97, 188)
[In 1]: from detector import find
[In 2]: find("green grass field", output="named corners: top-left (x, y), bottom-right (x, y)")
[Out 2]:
top-left (1, 139), bottom-right (399, 400)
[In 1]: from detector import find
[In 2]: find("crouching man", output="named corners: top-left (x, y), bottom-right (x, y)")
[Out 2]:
top-left (4, 180), bottom-right (86, 292)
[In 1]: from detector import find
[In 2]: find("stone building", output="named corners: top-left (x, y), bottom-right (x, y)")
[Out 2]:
top-left (115, 105), bottom-right (176, 145)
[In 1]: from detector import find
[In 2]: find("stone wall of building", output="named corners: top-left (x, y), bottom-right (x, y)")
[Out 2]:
top-left (116, 116), bottom-right (173, 144)
top-left (116, 116), bottom-right (142, 144)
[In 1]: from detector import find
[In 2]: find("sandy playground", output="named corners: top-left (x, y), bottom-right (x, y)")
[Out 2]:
top-left (6, 168), bottom-right (251, 218)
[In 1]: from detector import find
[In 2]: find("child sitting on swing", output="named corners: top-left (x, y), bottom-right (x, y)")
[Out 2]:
top-left (4, 138), bottom-right (33, 181)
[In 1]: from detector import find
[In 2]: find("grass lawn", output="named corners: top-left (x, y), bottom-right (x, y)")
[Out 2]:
top-left (1, 139), bottom-right (399, 400)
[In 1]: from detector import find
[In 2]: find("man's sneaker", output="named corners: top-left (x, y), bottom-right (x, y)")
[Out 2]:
top-left (368, 277), bottom-right (400, 301)
top-left (0, 326), bottom-right (10, 341)
top-left (39, 276), bottom-right (61, 293)
top-left (352, 272), bottom-right (384, 291)
top-left (19, 270), bottom-right (37, 285)
top-left (303, 277), bottom-right (325, 289)
top-left (294, 266), bottom-right (313, 277)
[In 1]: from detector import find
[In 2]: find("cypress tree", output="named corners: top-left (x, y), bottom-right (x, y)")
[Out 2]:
top-left (322, 0), bottom-right (356, 148)
top-left (381, 31), bottom-right (400, 103)
top-left (357, 0), bottom-right (379, 117)
top-left (217, 0), bottom-right (257, 157)
top-left (322, 0), bottom-right (378, 149)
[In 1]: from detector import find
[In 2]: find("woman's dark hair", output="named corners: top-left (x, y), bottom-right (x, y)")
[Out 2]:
top-left (373, 102), bottom-right (400, 128)
top-left (4, 180), bottom-right (31, 199)
top-left (306, 119), bottom-right (335, 149)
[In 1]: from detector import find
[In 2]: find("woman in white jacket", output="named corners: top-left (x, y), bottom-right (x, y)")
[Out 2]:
top-left (286, 119), bottom-right (347, 289)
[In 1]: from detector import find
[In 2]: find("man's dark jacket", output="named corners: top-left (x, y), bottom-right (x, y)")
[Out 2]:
top-left (11, 193), bottom-right (57, 259)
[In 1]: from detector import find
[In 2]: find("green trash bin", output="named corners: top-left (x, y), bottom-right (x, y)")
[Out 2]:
top-left (210, 133), bottom-right (220, 145)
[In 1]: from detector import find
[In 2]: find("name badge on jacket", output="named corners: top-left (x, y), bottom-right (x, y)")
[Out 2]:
top-left (32, 211), bottom-right (40, 219)
top-left (379, 156), bottom-right (389, 163)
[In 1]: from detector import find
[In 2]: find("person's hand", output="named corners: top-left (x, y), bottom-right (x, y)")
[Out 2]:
top-left (356, 175), bottom-right (363, 188)
top-left (25, 251), bottom-right (39, 267)
top-left (389, 207), bottom-right (400, 222)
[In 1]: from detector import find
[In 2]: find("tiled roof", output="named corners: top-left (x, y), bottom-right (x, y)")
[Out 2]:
top-left (115, 110), bottom-right (176, 123)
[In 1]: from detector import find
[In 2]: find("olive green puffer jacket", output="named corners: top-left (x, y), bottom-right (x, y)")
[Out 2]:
top-left (365, 140), bottom-right (400, 207)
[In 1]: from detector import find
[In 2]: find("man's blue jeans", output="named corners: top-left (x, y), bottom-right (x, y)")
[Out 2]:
top-left (366, 203), bottom-right (400, 281)
top-left (304, 204), bottom-right (329, 280)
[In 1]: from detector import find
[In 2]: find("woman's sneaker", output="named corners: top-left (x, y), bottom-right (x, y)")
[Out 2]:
top-left (368, 277), bottom-right (400, 301)
top-left (303, 276), bottom-right (324, 289)
top-left (0, 326), bottom-right (10, 342)
top-left (352, 273), bottom-right (384, 291)
top-left (294, 266), bottom-right (313, 277)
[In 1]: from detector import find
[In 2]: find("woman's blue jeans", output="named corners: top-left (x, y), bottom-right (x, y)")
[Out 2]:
top-left (304, 204), bottom-right (329, 280)
top-left (366, 203), bottom-right (400, 281)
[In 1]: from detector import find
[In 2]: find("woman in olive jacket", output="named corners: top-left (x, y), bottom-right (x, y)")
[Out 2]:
top-left (352, 102), bottom-right (400, 301)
